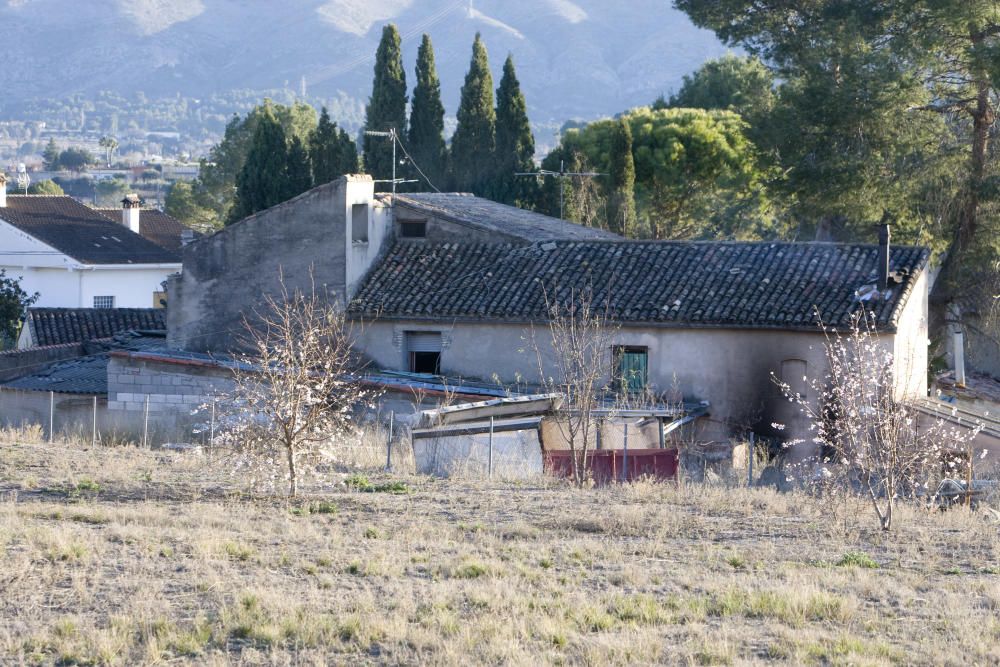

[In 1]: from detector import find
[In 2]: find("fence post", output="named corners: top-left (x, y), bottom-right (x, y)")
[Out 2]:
top-left (488, 416), bottom-right (494, 479)
top-left (748, 432), bottom-right (754, 487)
top-left (142, 394), bottom-right (150, 449)
top-left (385, 412), bottom-right (394, 471)
top-left (209, 396), bottom-right (216, 446)
top-left (622, 422), bottom-right (629, 483)
top-left (92, 396), bottom-right (97, 447)
top-left (48, 391), bottom-right (54, 443)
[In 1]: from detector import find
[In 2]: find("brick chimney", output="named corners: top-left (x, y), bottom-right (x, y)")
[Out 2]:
top-left (877, 223), bottom-right (890, 291)
top-left (121, 193), bottom-right (141, 233)
top-left (0, 172), bottom-right (7, 208)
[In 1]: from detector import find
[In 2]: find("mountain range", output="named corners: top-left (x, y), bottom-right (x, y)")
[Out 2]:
top-left (0, 0), bottom-right (727, 127)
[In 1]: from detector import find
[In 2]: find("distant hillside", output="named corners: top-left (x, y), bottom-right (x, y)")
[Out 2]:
top-left (0, 0), bottom-right (727, 128)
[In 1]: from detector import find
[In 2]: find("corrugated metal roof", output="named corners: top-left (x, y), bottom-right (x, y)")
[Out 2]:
top-left (2, 333), bottom-right (167, 394)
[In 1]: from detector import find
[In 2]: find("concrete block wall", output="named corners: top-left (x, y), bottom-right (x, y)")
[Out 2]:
top-left (106, 356), bottom-right (235, 430)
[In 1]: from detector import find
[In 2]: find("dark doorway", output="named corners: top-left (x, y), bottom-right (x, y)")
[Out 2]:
top-left (409, 351), bottom-right (441, 374)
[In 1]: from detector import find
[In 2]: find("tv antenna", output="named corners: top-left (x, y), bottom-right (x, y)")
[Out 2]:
top-left (364, 128), bottom-right (418, 197)
top-left (516, 159), bottom-right (604, 219)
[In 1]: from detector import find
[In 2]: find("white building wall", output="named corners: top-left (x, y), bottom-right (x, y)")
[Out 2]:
top-left (0, 217), bottom-right (178, 308)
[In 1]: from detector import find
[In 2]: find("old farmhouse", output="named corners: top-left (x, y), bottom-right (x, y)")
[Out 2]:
top-left (160, 174), bottom-right (932, 455)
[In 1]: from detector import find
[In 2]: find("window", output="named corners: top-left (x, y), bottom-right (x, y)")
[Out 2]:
top-left (613, 346), bottom-right (648, 393)
top-left (407, 331), bottom-right (442, 375)
top-left (400, 220), bottom-right (427, 238)
top-left (351, 203), bottom-right (369, 243)
top-left (93, 295), bottom-right (115, 309)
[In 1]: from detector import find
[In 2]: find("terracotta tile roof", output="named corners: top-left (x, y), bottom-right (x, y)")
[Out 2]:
top-left (25, 307), bottom-right (165, 347)
top-left (96, 208), bottom-right (198, 252)
top-left (0, 195), bottom-right (179, 264)
top-left (349, 240), bottom-right (930, 332)
top-left (386, 193), bottom-right (622, 242)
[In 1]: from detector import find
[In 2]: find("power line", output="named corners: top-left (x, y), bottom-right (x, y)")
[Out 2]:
top-left (393, 133), bottom-right (442, 193)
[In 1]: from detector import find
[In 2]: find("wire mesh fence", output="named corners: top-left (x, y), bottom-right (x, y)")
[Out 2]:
top-left (0, 388), bottom-right (416, 474)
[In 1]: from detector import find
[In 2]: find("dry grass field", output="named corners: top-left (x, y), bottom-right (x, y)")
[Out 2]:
top-left (1, 434), bottom-right (999, 666)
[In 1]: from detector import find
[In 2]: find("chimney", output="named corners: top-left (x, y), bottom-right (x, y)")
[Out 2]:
top-left (121, 193), bottom-right (141, 234)
top-left (877, 223), bottom-right (890, 291)
top-left (0, 172), bottom-right (7, 208)
top-left (950, 303), bottom-right (967, 388)
top-left (180, 228), bottom-right (195, 246)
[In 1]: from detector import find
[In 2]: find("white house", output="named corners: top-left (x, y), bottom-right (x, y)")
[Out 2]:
top-left (0, 176), bottom-right (181, 309)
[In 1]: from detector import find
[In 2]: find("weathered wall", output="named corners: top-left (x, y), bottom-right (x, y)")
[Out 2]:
top-left (353, 319), bottom-right (836, 445)
top-left (168, 176), bottom-right (385, 353)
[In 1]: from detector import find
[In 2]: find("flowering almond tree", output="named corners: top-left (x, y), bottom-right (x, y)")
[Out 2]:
top-left (774, 311), bottom-right (981, 531)
top-left (213, 284), bottom-right (374, 497)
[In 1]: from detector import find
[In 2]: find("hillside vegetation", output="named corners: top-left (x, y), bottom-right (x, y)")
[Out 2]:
top-left (1, 436), bottom-right (998, 665)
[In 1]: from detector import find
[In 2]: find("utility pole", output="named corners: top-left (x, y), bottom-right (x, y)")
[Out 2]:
top-left (515, 159), bottom-right (604, 219)
top-left (364, 129), bottom-right (418, 197)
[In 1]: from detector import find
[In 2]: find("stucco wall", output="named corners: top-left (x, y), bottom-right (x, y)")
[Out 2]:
top-left (0, 218), bottom-right (178, 308)
top-left (168, 176), bottom-right (384, 353)
top-left (892, 270), bottom-right (930, 399)
top-left (353, 319), bottom-right (845, 445)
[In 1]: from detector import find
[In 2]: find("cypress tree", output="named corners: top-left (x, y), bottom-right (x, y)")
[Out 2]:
top-left (285, 134), bottom-right (313, 199)
top-left (492, 54), bottom-right (535, 205)
top-left (363, 24), bottom-right (407, 190)
top-left (336, 127), bottom-right (359, 174)
top-left (607, 119), bottom-right (637, 237)
top-left (229, 104), bottom-right (289, 224)
top-left (311, 107), bottom-right (358, 185)
top-left (408, 34), bottom-right (447, 190)
top-left (449, 33), bottom-right (495, 193)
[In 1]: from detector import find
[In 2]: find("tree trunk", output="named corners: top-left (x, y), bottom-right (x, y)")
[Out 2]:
top-left (931, 73), bottom-right (994, 306)
top-left (286, 445), bottom-right (297, 498)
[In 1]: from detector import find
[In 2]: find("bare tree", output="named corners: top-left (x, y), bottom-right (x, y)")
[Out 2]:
top-left (531, 287), bottom-right (618, 487)
top-left (775, 311), bottom-right (981, 531)
top-left (212, 282), bottom-right (374, 497)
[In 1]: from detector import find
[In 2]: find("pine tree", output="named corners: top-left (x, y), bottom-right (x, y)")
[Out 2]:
top-left (285, 134), bottom-right (313, 199)
top-left (311, 107), bottom-right (358, 185)
top-left (229, 104), bottom-right (289, 224)
top-left (408, 34), bottom-right (447, 190)
top-left (449, 33), bottom-right (496, 193)
top-left (607, 119), bottom-right (637, 237)
top-left (492, 54), bottom-right (536, 205)
top-left (363, 24), bottom-right (407, 190)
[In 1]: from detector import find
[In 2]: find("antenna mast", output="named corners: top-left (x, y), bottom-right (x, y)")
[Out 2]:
top-left (365, 128), bottom-right (418, 197)
top-left (516, 159), bottom-right (604, 219)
